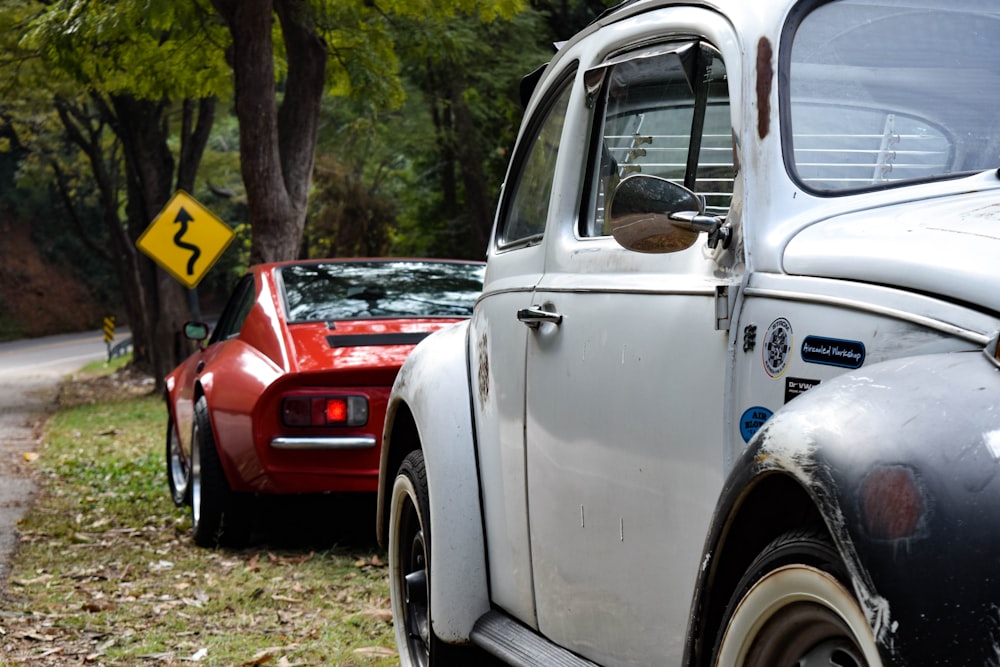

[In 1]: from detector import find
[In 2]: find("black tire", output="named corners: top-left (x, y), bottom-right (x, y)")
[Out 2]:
top-left (166, 415), bottom-right (191, 507)
top-left (190, 396), bottom-right (251, 548)
top-left (389, 450), bottom-right (474, 667)
top-left (713, 527), bottom-right (882, 667)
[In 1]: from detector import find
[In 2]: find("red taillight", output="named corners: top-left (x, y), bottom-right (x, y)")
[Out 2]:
top-left (325, 398), bottom-right (348, 423)
top-left (281, 395), bottom-right (368, 427)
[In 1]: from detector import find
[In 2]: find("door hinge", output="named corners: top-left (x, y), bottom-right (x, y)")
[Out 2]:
top-left (715, 285), bottom-right (732, 331)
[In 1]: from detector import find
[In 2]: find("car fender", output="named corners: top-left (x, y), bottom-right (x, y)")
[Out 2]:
top-left (691, 349), bottom-right (1000, 666)
top-left (193, 344), bottom-right (284, 491)
top-left (377, 320), bottom-right (490, 643)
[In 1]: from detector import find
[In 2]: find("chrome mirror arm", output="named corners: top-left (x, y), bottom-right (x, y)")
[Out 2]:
top-left (669, 211), bottom-right (732, 249)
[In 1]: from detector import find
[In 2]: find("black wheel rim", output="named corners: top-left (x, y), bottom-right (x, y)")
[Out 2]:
top-left (745, 602), bottom-right (865, 667)
top-left (398, 493), bottom-right (430, 667)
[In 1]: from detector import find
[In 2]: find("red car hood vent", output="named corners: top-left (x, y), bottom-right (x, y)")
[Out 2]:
top-left (325, 332), bottom-right (432, 348)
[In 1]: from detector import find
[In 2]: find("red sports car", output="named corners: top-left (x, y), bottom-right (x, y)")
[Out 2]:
top-left (164, 258), bottom-right (484, 547)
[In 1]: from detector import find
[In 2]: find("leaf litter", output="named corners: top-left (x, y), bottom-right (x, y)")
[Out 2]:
top-left (0, 366), bottom-right (396, 666)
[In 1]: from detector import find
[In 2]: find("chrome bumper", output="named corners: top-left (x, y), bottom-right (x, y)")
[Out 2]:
top-left (270, 436), bottom-right (377, 450)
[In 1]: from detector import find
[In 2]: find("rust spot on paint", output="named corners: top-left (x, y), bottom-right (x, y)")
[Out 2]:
top-left (756, 37), bottom-right (773, 140)
top-left (477, 330), bottom-right (490, 408)
top-left (731, 130), bottom-right (741, 176)
top-left (861, 465), bottom-right (925, 540)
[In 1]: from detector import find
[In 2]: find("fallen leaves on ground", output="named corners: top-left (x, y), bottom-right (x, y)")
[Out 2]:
top-left (0, 368), bottom-right (397, 666)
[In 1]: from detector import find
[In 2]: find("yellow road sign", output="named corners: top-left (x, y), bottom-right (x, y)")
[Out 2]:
top-left (103, 315), bottom-right (115, 343)
top-left (136, 190), bottom-right (235, 289)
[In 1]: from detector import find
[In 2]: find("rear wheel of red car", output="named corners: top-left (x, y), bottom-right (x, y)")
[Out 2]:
top-left (166, 416), bottom-right (191, 507)
top-left (390, 450), bottom-right (475, 667)
top-left (713, 528), bottom-right (882, 667)
top-left (190, 396), bottom-right (251, 548)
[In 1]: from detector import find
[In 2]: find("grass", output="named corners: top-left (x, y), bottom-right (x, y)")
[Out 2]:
top-left (0, 314), bottom-right (24, 342)
top-left (0, 357), bottom-right (396, 666)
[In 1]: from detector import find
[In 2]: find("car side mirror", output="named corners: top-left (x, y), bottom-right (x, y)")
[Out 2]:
top-left (183, 321), bottom-right (210, 343)
top-left (608, 174), bottom-right (730, 253)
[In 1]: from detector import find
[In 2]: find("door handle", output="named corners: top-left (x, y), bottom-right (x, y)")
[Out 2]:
top-left (517, 305), bottom-right (563, 329)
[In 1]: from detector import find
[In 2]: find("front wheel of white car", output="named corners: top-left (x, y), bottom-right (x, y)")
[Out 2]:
top-left (714, 528), bottom-right (882, 667)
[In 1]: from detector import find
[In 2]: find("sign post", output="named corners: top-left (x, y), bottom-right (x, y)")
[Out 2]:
top-left (103, 315), bottom-right (115, 361)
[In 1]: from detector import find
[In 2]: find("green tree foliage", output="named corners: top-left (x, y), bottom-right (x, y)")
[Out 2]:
top-left (531, 0), bottom-right (615, 41)
top-left (24, 0), bottom-right (231, 99)
top-left (1, 0), bottom-right (230, 384)
top-left (209, 0), bottom-right (528, 266)
top-left (306, 96), bottom-right (403, 259)
top-left (0, 0), bottom-right (612, 372)
top-left (390, 8), bottom-right (553, 258)
top-left (305, 0), bottom-right (615, 260)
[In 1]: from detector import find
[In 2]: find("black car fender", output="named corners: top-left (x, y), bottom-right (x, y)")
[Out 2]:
top-left (689, 349), bottom-right (1000, 666)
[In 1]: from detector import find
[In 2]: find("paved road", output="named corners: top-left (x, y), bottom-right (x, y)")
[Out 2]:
top-left (0, 330), bottom-right (110, 582)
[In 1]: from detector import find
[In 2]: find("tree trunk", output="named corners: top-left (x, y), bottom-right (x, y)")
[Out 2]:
top-left (54, 96), bottom-right (156, 378)
top-left (178, 97), bottom-right (216, 193)
top-left (111, 94), bottom-right (194, 386)
top-left (213, 0), bottom-right (327, 264)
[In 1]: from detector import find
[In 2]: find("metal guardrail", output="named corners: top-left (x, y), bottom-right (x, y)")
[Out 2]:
top-left (107, 337), bottom-right (133, 361)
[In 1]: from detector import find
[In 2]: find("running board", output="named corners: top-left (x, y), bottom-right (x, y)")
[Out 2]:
top-left (470, 610), bottom-right (599, 667)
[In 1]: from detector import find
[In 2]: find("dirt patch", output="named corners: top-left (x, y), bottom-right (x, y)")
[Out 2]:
top-left (0, 217), bottom-right (104, 338)
top-left (57, 365), bottom-right (158, 409)
top-left (0, 366), bottom-right (155, 583)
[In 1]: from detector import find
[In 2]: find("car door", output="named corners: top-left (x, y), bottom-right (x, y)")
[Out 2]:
top-left (523, 41), bottom-right (739, 664)
top-left (469, 68), bottom-right (577, 626)
top-left (173, 274), bottom-right (256, 458)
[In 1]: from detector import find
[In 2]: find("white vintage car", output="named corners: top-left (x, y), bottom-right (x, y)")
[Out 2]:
top-left (376, 0), bottom-right (1000, 665)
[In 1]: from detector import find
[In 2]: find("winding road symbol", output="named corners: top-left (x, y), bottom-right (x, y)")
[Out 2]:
top-left (173, 206), bottom-right (201, 276)
top-left (136, 190), bottom-right (234, 289)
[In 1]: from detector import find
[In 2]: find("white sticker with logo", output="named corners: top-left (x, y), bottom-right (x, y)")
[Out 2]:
top-left (763, 317), bottom-right (793, 378)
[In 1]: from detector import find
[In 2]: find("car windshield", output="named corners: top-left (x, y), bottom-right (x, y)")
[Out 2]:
top-left (280, 261), bottom-right (485, 323)
top-left (786, 0), bottom-right (1000, 193)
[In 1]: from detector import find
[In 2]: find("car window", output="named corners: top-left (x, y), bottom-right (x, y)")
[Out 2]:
top-left (210, 274), bottom-right (255, 343)
top-left (582, 43), bottom-right (733, 237)
top-left (496, 70), bottom-right (576, 248)
top-left (787, 0), bottom-right (1000, 193)
top-left (280, 261), bottom-right (485, 323)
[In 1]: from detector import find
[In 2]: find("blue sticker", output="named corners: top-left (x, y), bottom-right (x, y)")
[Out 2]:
top-left (740, 406), bottom-right (774, 443)
top-left (801, 336), bottom-right (865, 369)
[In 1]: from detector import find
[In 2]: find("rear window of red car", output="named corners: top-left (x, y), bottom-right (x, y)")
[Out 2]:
top-left (280, 261), bottom-right (485, 323)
